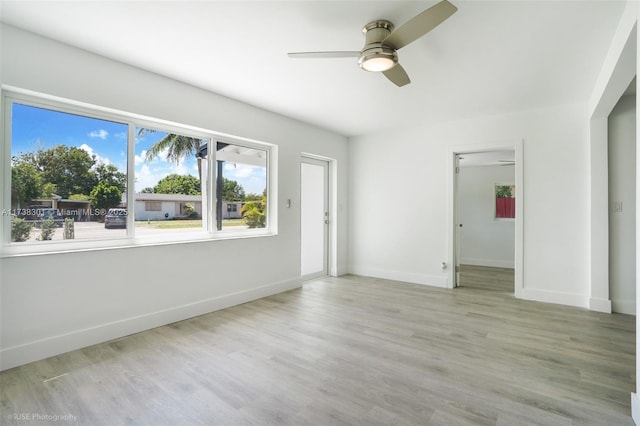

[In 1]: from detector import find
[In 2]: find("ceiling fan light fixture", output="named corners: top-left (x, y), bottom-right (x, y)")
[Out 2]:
top-left (287, 0), bottom-right (458, 86)
top-left (358, 46), bottom-right (398, 72)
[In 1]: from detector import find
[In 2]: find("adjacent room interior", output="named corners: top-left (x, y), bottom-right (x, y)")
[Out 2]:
top-left (1, 0), bottom-right (639, 424)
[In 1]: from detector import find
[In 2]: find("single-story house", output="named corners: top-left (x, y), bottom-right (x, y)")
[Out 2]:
top-left (133, 193), bottom-right (202, 221)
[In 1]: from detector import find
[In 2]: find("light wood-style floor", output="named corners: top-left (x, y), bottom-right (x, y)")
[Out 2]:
top-left (0, 268), bottom-right (635, 425)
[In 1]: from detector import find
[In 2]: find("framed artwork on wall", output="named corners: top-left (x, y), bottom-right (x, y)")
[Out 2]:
top-left (495, 183), bottom-right (516, 220)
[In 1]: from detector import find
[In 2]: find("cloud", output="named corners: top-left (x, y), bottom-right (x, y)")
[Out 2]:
top-left (225, 164), bottom-right (263, 179)
top-left (79, 143), bottom-right (111, 166)
top-left (223, 164), bottom-right (266, 195)
top-left (135, 150), bottom-right (147, 165)
top-left (88, 129), bottom-right (109, 140)
top-left (135, 164), bottom-right (157, 191)
top-left (134, 160), bottom-right (193, 192)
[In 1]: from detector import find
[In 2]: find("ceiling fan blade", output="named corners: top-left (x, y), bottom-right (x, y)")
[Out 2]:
top-left (383, 0), bottom-right (457, 50)
top-left (383, 63), bottom-right (410, 87)
top-left (288, 51), bottom-right (360, 59)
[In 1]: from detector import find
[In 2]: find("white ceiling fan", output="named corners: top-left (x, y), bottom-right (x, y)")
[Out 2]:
top-left (288, 0), bottom-right (458, 87)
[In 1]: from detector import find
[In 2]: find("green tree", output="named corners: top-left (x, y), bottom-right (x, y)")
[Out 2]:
top-left (240, 196), bottom-right (266, 228)
top-left (138, 129), bottom-right (204, 181)
top-left (69, 194), bottom-right (90, 201)
top-left (245, 193), bottom-right (262, 202)
top-left (41, 183), bottom-right (57, 198)
top-left (89, 182), bottom-right (122, 217)
top-left (16, 145), bottom-right (97, 198)
top-left (223, 178), bottom-right (245, 201)
top-left (153, 174), bottom-right (201, 195)
top-left (95, 163), bottom-right (126, 193)
top-left (11, 162), bottom-right (42, 208)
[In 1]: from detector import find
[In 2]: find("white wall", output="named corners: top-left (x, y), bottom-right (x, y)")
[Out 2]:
top-left (458, 165), bottom-right (515, 269)
top-left (584, 1), bottom-right (639, 421)
top-left (0, 24), bottom-right (349, 370)
top-left (349, 103), bottom-right (591, 306)
top-left (608, 93), bottom-right (636, 315)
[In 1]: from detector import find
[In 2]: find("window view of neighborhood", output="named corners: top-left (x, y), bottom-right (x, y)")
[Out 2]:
top-left (214, 141), bottom-right (268, 231)
top-left (8, 102), bottom-right (268, 245)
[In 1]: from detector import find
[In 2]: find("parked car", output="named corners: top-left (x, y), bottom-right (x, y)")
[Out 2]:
top-left (23, 207), bottom-right (64, 228)
top-left (104, 208), bottom-right (127, 229)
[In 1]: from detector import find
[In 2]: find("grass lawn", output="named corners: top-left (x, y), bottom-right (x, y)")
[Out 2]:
top-left (135, 219), bottom-right (245, 229)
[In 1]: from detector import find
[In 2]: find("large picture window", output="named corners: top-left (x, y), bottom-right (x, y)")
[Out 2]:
top-left (2, 91), bottom-right (275, 253)
top-left (9, 102), bottom-right (128, 243)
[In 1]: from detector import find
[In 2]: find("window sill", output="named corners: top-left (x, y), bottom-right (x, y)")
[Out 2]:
top-left (0, 230), bottom-right (277, 258)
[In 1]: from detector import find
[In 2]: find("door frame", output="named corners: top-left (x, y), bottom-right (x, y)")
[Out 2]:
top-left (301, 153), bottom-right (336, 279)
top-left (446, 140), bottom-right (524, 296)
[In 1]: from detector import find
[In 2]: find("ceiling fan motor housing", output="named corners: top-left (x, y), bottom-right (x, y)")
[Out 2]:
top-left (358, 20), bottom-right (398, 71)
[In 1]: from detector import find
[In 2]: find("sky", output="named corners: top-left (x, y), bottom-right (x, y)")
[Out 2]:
top-left (11, 103), bottom-right (267, 195)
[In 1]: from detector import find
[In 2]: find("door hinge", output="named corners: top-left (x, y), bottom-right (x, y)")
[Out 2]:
top-left (455, 266), bottom-right (460, 273)
top-left (455, 166), bottom-right (460, 174)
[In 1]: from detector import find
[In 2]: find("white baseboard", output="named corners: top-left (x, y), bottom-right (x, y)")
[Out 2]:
top-left (460, 258), bottom-right (514, 269)
top-left (348, 265), bottom-right (448, 288)
top-left (632, 392), bottom-right (640, 425)
top-left (0, 278), bottom-right (302, 371)
top-left (589, 297), bottom-right (613, 313)
top-left (519, 287), bottom-right (589, 309)
top-left (349, 265), bottom-right (599, 311)
top-left (612, 299), bottom-right (636, 315)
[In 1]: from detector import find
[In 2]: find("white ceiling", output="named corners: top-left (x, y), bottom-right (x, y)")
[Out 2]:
top-left (0, 0), bottom-right (627, 137)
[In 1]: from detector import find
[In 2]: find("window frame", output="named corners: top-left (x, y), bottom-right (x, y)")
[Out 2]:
top-left (1, 88), bottom-right (277, 257)
top-left (213, 139), bottom-right (271, 233)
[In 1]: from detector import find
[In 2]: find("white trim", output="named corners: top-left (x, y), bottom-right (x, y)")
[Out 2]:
top-left (589, 297), bottom-right (613, 313)
top-left (301, 152), bottom-right (338, 277)
top-left (587, 4), bottom-right (637, 318)
top-left (2, 94), bottom-right (13, 247)
top-left (0, 277), bottom-right (302, 371)
top-left (632, 392), bottom-right (640, 425)
top-left (611, 298), bottom-right (635, 316)
top-left (126, 121), bottom-right (136, 236)
top-left (349, 265), bottom-right (448, 288)
top-left (520, 288), bottom-right (589, 309)
top-left (460, 258), bottom-right (514, 269)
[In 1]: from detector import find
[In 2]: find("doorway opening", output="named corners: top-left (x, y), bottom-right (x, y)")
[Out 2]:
top-left (448, 142), bottom-right (524, 296)
top-left (455, 151), bottom-right (516, 294)
top-left (301, 156), bottom-right (330, 280)
top-left (607, 77), bottom-right (636, 315)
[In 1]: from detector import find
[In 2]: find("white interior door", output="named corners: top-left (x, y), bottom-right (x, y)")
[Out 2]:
top-left (301, 157), bottom-right (329, 279)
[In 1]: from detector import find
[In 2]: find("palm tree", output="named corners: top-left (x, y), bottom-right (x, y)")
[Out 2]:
top-left (137, 128), bottom-right (204, 181)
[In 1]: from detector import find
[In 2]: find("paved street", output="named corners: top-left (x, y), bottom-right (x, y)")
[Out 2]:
top-left (26, 221), bottom-right (208, 242)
